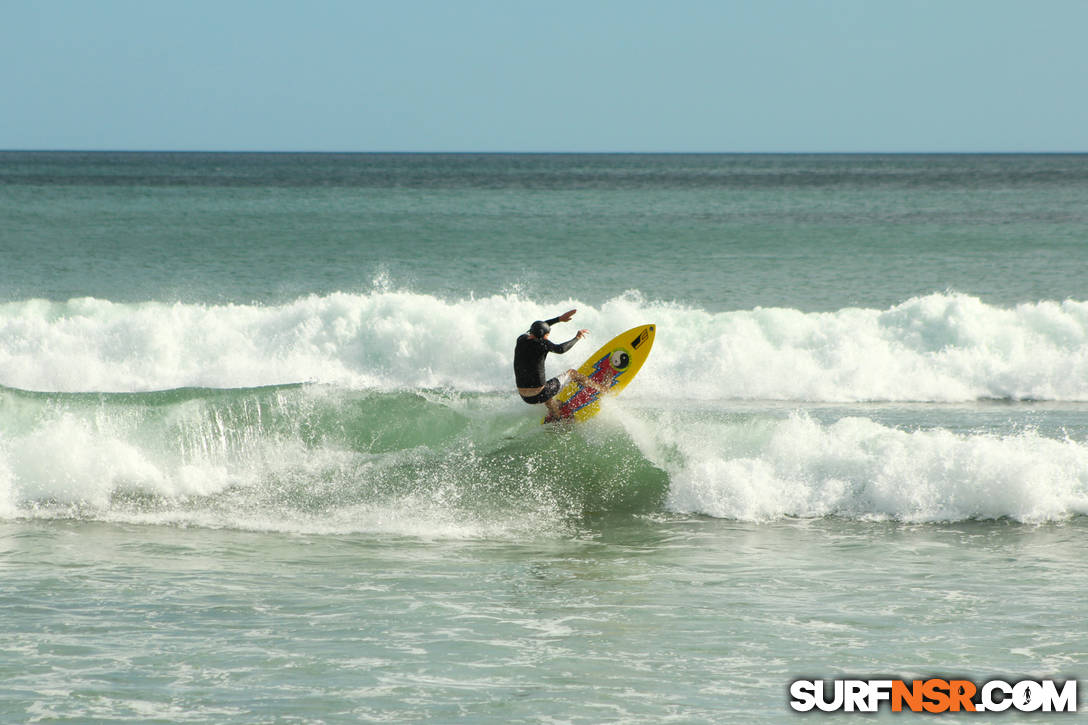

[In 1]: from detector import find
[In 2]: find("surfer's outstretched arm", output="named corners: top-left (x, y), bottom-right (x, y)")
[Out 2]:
top-left (548, 309), bottom-right (577, 325)
top-left (546, 328), bottom-right (588, 355)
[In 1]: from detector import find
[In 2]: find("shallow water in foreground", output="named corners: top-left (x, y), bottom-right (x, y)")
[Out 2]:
top-left (2, 516), bottom-right (1085, 723)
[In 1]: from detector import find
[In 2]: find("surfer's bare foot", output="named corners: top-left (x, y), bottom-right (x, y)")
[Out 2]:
top-left (569, 369), bottom-right (609, 395)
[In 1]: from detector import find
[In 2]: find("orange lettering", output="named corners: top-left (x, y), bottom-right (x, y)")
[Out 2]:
top-left (922, 679), bottom-right (951, 713)
top-left (892, 680), bottom-right (924, 712)
top-left (948, 680), bottom-right (977, 712)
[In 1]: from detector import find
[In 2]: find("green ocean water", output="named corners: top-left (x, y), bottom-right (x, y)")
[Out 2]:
top-left (3, 153), bottom-right (1086, 309)
top-left (2, 153), bottom-right (1088, 722)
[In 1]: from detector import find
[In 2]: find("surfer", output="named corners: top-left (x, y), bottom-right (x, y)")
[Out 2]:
top-left (514, 309), bottom-right (607, 419)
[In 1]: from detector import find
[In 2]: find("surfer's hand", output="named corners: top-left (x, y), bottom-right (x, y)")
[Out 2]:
top-left (559, 309), bottom-right (576, 322)
top-left (576, 329), bottom-right (589, 339)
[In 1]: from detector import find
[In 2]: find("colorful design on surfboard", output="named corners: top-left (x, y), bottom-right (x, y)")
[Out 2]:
top-left (543, 324), bottom-right (655, 424)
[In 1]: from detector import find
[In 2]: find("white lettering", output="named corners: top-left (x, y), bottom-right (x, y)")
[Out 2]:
top-left (981, 680), bottom-right (1012, 712)
top-left (1014, 680), bottom-right (1043, 712)
top-left (844, 680), bottom-right (869, 712)
top-left (816, 680), bottom-right (844, 712)
top-left (789, 677), bottom-right (1078, 713)
top-left (789, 680), bottom-right (817, 712)
top-left (868, 680), bottom-right (893, 711)
top-left (1041, 680), bottom-right (1077, 712)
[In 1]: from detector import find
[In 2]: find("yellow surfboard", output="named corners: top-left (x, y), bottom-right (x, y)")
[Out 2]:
top-left (543, 324), bottom-right (655, 424)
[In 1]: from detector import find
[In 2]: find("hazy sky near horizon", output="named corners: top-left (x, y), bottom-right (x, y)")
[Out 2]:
top-left (4, 0), bottom-right (1087, 152)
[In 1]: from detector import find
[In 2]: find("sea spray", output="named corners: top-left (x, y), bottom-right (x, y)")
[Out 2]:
top-left (1, 291), bottom-right (1086, 401)
top-left (3, 383), bottom-right (1087, 528)
top-left (0, 385), bottom-right (668, 534)
top-left (3, 289), bottom-right (1088, 529)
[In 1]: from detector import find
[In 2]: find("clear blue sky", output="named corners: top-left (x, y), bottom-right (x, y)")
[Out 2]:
top-left (4, 0), bottom-right (1087, 152)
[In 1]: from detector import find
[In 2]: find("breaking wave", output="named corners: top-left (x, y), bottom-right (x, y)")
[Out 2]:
top-left (2, 290), bottom-right (1087, 530)
top-left (1, 385), bottom-right (1086, 529)
top-left (0, 291), bottom-right (1085, 401)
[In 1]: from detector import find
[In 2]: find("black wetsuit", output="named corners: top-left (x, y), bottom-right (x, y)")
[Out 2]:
top-left (514, 317), bottom-right (579, 403)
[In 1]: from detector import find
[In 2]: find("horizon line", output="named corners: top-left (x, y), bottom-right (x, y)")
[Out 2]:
top-left (3, 148), bottom-right (1087, 156)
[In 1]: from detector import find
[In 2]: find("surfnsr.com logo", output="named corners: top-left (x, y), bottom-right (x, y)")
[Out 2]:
top-left (789, 678), bottom-right (1078, 714)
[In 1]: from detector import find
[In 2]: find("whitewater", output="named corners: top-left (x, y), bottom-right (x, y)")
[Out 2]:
top-left (3, 290), bottom-right (1087, 400)
top-left (3, 290), bottom-right (1087, 528)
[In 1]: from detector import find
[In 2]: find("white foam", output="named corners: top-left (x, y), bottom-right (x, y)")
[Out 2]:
top-left (3, 290), bottom-right (1088, 527)
top-left (0, 393), bottom-right (561, 537)
top-left (1, 291), bottom-right (1086, 401)
top-left (629, 410), bottom-right (1088, 523)
top-left (639, 293), bottom-right (1088, 402)
top-left (3, 410), bottom-right (245, 510)
top-left (3, 391), bottom-right (1087, 527)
